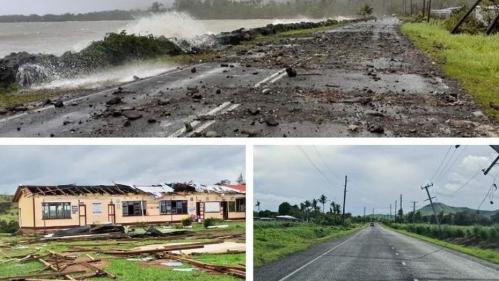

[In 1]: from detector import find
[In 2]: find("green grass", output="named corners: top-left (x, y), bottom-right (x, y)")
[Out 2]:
top-left (401, 21), bottom-right (499, 121)
top-left (194, 253), bottom-right (245, 266)
top-left (254, 221), bottom-right (363, 267)
top-left (98, 259), bottom-right (239, 281)
top-left (0, 260), bottom-right (45, 277)
top-left (388, 226), bottom-right (499, 265)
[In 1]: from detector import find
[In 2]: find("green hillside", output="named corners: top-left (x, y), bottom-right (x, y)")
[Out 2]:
top-left (0, 195), bottom-right (17, 222)
top-left (417, 202), bottom-right (498, 218)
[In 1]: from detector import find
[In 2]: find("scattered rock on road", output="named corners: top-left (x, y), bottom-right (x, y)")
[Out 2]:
top-left (286, 67), bottom-right (297, 77)
top-left (122, 110), bottom-right (142, 121)
top-left (54, 101), bottom-right (64, 108)
top-left (106, 97), bottom-right (122, 106)
top-left (265, 117), bottom-right (279, 126)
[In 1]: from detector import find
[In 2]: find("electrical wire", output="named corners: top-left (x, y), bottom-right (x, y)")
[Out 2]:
top-left (430, 146), bottom-right (452, 182)
top-left (297, 146), bottom-right (339, 189)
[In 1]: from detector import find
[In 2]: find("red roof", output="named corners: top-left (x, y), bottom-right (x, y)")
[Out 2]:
top-left (229, 184), bottom-right (246, 193)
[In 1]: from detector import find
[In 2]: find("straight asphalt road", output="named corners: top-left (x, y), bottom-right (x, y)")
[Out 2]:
top-left (255, 224), bottom-right (499, 281)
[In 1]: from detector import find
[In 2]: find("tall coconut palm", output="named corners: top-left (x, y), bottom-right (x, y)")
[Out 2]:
top-left (318, 194), bottom-right (328, 213)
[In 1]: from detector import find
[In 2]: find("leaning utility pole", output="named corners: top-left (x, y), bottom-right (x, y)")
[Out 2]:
top-left (421, 183), bottom-right (441, 230)
top-left (342, 175), bottom-right (347, 220)
top-left (483, 145), bottom-right (499, 175)
top-left (427, 0), bottom-right (432, 22)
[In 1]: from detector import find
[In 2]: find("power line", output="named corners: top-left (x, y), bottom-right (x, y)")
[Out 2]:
top-left (430, 146), bottom-right (452, 182)
top-left (297, 146), bottom-right (337, 188)
top-left (434, 146), bottom-right (462, 184)
top-left (312, 146), bottom-right (341, 180)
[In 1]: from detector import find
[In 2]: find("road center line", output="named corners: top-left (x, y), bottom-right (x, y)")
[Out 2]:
top-left (254, 69), bottom-right (287, 88)
top-left (278, 228), bottom-right (365, 281)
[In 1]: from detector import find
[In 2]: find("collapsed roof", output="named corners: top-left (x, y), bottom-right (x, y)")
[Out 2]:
top-left (13, 182), bottom-right (245, 202)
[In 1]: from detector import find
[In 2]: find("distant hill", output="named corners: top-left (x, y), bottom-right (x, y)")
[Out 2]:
top-left (0, 195), bottom-right (17, 222)
top-left (417, 202), bottom-right (498, 218)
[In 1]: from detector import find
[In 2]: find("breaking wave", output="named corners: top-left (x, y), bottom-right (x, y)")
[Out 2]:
top-left (124, 11), bottom-right (209, 39)
top-left (33, 62), bottom-right (176, 90)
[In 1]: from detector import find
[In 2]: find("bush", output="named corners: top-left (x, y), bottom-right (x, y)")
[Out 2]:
top-left (181, 218), bottom-right (192, 227)
top-left (203, 218), bottom-right (216, 228)
top-left (442, 6), bottom-right (485, 34)
top-left (0, 220), bottom-right (18, 233)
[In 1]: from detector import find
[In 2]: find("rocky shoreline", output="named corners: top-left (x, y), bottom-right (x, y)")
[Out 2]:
top-left (0, 17), bottom-right (373, 91)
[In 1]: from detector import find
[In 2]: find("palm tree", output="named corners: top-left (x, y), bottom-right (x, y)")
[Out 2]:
top-left (312, 199), bottom-right (318, 213)
top-left (318, 194), bottom-right (327, 213)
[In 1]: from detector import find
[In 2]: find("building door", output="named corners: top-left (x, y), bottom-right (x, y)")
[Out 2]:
top-left (221, 201), bottom-right (229, 220)
top-left (108, 204), bottom-right (116, 224)
top-left (79, 204), bottom-right (87, 226)
top-left (196, 202), bottom-right (204, 222)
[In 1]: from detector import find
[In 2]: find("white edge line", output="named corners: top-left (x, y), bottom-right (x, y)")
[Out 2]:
top-left (278, 228), bottom-right (365, 281)
top-left (0, 65), bottom-right (205, 124)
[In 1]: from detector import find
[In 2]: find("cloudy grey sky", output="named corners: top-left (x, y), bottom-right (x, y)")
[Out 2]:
top-left (0, 145), bottom-right (245, 195)
top-left (255, 146), bottom-right (499, 215)
top-left (0, 0), bottom-right (173, 16)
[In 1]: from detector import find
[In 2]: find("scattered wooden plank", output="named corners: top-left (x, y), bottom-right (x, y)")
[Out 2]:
top-left (101, 243), bottom-right (207, 255)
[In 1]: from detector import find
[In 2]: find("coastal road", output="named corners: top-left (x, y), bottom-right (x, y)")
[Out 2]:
top-left (0, 17), bottom-right (497, 137)
top-left (255, 224), bottom-right (499, 281)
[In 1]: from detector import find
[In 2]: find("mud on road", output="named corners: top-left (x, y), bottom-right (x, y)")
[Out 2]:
top-left (0, 17), bottom-right (497, 137)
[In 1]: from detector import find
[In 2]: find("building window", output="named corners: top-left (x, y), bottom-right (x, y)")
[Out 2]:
top-left (122, 201), bottom-right (147, 216)
top-left (205, 202), bottom-right (220, 213)
top-left (42, 202), bottom-right (71, 219)
top-left (92, 203), bottom-right (102, 215)
top-left (228, 201), bottom-right (236, 212)
top-left (160, 200), bottom-right (188, 215)
top-left (236, 198), bottom-right (245, 212)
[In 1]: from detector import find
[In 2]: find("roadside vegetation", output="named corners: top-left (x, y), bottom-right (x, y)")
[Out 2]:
top-left (254, 221), bottom-right (361, 267)
top-left (388, 226), bottom-right (499, 264)
top-left (0, 195), bottom-right (18, 233)
top-left (254, 194), bottom-right (367, 267)
top-left (401, 18), bottom-right (499, 121)
top-left (379, 201), bottom-right (499, 264)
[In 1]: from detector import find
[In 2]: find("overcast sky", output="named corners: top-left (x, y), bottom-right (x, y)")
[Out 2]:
top-left (255, 146), bottom-right (499, 215)
top-left (0, 145), bottom-right (245, 195)
top-left (0, 0), bottom-right (173, 16)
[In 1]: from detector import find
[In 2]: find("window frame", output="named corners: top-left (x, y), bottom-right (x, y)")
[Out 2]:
top-left (160, 200), bottom-right (188, 215)
top-left (122, 201), bottom-right (147, 217)
top-left (235, 198), bottom-right (246, 212)
top-left (42, 202), bottom-right (72, 220)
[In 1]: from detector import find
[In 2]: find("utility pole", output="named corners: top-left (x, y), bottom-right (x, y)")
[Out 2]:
top-left (342, 175), bottom-right (347, 221)
top-left (410, 201), bottom-right (417, 224)
top-left (421, 183), bottom-right (441, 231)
top-left (390, 204), bottom-right (392, 220)
top-left (363, 207), bottom-right (366, 218)
top-left (400, 194), bottom-right (403, 217)
top-left (395, 200), bottom-right (398, 220)
top-left (427, 0), bottom-right (432, 22)
top-left (483, 145), bottom-right (499, 175)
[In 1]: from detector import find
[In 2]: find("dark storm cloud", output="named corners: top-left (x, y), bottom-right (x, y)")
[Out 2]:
top-left (0, 145), bottom-right (245, 194)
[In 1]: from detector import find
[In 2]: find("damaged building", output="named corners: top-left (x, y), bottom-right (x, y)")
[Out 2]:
top-left (13, 182), bottom-right (246, 233)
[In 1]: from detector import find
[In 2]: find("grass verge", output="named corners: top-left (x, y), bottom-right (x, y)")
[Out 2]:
top-left (388, 225), bottom-right (499, 265)
top-left (254, 222), bottom-right (363, 267)
top-left (401, 21), bottom-right (499, 121)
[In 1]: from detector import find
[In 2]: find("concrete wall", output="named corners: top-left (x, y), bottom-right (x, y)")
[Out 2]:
top-left (18, 189), bottom-right (245, 232)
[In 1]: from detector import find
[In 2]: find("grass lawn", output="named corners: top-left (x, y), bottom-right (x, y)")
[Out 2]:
top-left (388, 226), bottom-right (499, 265)
top-left (254, 221), bottom-right (363, 267)
top-left (401, 21), bottom-right (499, 121)
top-left (95, 259), bottom-right (240, 281)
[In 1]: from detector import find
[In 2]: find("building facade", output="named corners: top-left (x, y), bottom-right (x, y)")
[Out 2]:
top-left (13, 183), bottom-right (246, 233)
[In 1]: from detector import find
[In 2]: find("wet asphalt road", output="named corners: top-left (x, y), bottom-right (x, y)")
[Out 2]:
top-left (0, 17), bottom-right (497, 137)
top-left (255, 224), bottom-right (499, 281)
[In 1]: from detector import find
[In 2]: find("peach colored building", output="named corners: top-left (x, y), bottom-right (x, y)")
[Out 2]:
top-left (13, 183), bottom-right (246, 233)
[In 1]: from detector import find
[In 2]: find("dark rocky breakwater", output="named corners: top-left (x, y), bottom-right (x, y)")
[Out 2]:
top-left (0, 17), bottom-right (371, 91)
